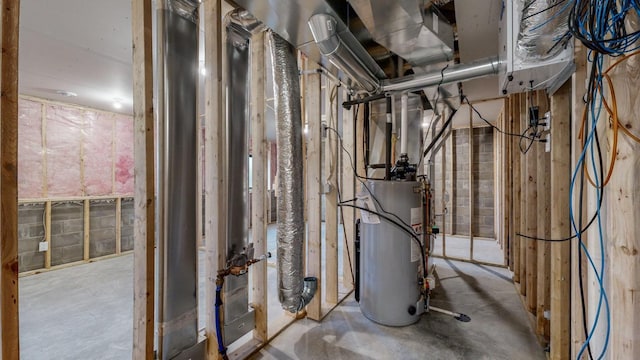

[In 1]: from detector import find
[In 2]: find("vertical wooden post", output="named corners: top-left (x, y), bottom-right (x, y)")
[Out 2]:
top-left (115, 197), bottom-right (122, 255)
top-left (503, 98), bottom-right (512, 267)
top-left (0, 0), bottom-right (21, 356)
top-left (605, 47), bottom-right (640, 360)
top-left (325, 81), bottom-right (339, 304)
top-left (525, 92), bottom-right (538, 313)
top-left (569, 42), bottom-right (588, 360)
top-left (45, 201), bottom-right (52, 268)
top-left (536, 92), bottom-right (551, 336)
top-left (204, 1), bottom-right (227, 358)
top-left (550, 80), bottom-right (572, 360)
top-left (341, 89), bottom-right (355, 288)
top-left (468, 104), bottom-right (474, 259)
top-left (512, 94), bottom-right (522, 282)
top-left (305, 63), bottom-right (322, 321)
top-left (250, 30), bottom-right (268, 342)
top-left (519, 93), bottom-right (527, 296)
top-left (131, 0), bottom-right (155, 357)
top-left (83, 199), bottom-right (90, 261)
top-left (441, 128), bottom-right (447, 252)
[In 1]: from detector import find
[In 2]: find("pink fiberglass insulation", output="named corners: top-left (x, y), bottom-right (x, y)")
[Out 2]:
top-left (114, 114), bottom-right (134, 195)
top-left (18, 99), bottom-right (44, 198)
top-left (46, 104), bottom-right (83, 197)
top-left (83, 111), bottom-right (114, 195)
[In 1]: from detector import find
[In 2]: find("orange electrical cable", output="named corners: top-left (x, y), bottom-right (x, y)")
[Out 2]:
top-left (580, 50), bottom-right (640, 189)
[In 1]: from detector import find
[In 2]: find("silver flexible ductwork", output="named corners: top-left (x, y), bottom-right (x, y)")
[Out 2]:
top-left (381, 57), bottom-right (502, 93)
top-left (516, 0), bottom-right (570, 61)
top-left (269, 31), bottom-right (318, 313)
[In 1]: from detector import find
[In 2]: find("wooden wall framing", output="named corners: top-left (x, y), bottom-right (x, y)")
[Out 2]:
top-left (1, 0), bottom-right (22, 356)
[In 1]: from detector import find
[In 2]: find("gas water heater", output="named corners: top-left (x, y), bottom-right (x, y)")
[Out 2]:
top-left (359, 180), bottom-right (428, 326)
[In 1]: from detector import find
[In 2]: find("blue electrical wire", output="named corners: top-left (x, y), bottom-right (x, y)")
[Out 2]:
top-left (570, 51), bottom-right (611, 360)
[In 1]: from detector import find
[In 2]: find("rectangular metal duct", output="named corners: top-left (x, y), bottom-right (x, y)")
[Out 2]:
top-left (232, 0), bottom-right (385, 91)
top-left (349, 0), bottom-right (455, 66)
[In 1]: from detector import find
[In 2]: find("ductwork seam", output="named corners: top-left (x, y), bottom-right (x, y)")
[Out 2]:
top-left (165, 0), bottom-right (200, 23)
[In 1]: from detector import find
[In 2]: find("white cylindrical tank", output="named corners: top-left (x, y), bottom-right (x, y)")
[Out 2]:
top-left (359, 180), bottom-right (423, 326)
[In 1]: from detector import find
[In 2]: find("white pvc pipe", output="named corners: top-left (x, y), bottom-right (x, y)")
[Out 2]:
top-left (400, 92), bottom-right (408, 155)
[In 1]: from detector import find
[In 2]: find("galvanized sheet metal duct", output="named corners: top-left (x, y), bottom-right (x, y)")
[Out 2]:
top-left (157, 0), bottom-right (200, 358)
top-left (516, 0), bottom-right (570, 61)
top-left (381, 57), bottom-right (501, 93)
top-left (269, 31), bottom-right (317, 313)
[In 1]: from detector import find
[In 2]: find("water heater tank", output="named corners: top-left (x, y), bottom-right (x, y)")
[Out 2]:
top-left (359, 180), bottom-right (424, 326)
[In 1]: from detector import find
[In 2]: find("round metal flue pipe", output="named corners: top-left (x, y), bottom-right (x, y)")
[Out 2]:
top-left (381, 58), bottom-right (502, 93)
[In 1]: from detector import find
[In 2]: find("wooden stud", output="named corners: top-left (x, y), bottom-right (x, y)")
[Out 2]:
top-left (441, 126), bottom-right (447, 254)
top-left (603, 45), bottom-right (640, 359)
top-left (325, 80), bottom-right (339, 304)
top-left (519, 93), bottom-right (527, 296)
top-left (204, 1), bottom-right (227, 358)
top-left (45, 201), bottom-right (52, 269)
top-left (83, 201), bottom-right (90, 261)
top-left (131, 0), bottom-right (155, 357)
top-left (305, 63), bottom-right (323, 321)
top-left (0, 0), bottom-right (21, 355)
top-left (525, 91), bottom-right (538, 313)
top-left (468, 104), bottom-right (474, 259)
top-left (341, 89), bottom-right (355, 288)
top-left (41, 103), bottom-right (48, 197)
top-left (550, 80), bottom-right (572, 360)
top-left (250, 30), bottom-right (268, 342)
top-left (115, 197), bottom-right (122, 255)
top-left (536, 92), bottom-right (551, 337)
top-left (503, 99), bottom-right (511, 268)
top-left (569, 41), bottom-right (588, 360)
top-left (512, 94), bottom-right (522, 282)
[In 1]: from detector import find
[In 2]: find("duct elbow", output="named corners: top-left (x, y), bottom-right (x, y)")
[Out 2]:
top-left (300, 277), bottom-right (318, 308)
top-left (285, 276), bottom-right (317, 314)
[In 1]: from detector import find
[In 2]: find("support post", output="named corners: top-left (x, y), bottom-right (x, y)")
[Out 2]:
top-left (536, 92), bottom-right (551, 337)
top-left (342, 89), bottom-right (355, 288)
top-left (512, 94), bottom-right (522, 282)
top-left (519, 93), bottom-right (527, 296)
top-left (116, 197), bottom-right (122, 255)
top-left (131, 0), bottom-right (155, 357)
top-left (45, 201), bottom-right (52, 269)
top-left (325, 81), bottom-right (339, 304)
top-left (204, 0), bottom-right (227, 358)
top-left (250, 30), bottom-right (268, 342)
top-left (525, 93), bottom-right (538, 313)
top-left (305, 63), bottom-right (322, 320)
top-left (0, 0), bottom-right (21, 356)
top-left (83, 199), bottom-right (90, 261)
top-left (550, 80), bottom-right (572, 360)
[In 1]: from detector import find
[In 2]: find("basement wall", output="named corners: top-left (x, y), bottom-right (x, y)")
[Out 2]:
top-left (17, 96), bottom-right (135, 272)
top-left (433, 126), bottom-right (494, 238)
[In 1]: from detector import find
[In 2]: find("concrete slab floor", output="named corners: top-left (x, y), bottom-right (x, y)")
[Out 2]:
top-left (251, 258), bottom-right (545, 360)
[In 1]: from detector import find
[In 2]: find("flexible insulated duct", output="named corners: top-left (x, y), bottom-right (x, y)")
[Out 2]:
top-left (269, 32), bottom-right (317, 313)
top-left (516, 0), bottom-right (570, 61)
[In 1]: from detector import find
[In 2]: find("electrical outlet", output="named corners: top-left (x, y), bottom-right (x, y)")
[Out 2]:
top-left (545, 133), bottom-right (551, 153)
top-left (544, 111), bottom-right (551, 131)
top-left (38, 241), bottom-right (49, 252)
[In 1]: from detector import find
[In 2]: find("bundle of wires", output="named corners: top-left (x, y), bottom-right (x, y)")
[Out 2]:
top-left (569, 0), bottom-right (640, 56)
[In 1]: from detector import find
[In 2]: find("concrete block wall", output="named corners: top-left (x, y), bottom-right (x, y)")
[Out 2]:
top-left (18, 204), bottom-right (46, 271)
top-left (89, 201), bottom-right (116, 258)
top-left (472, 127), bottom-right (495, 238)
top-left (51, 202), bottom-right (85, 266)
top-left (18, 198), bottom-right (135, 272)
top-left (121, 199), bottom-right (134, 251)
top-left (433, 127), bottom-right (495, 238)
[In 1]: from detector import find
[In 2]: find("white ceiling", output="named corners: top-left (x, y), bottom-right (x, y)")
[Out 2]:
top-left (19, 0), bottom-right (134, 114)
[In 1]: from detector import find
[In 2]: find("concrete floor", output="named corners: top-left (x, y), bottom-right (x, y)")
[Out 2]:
top-left (252, 258), bottom-right (545, 360)
top-left (19, 225), bottom-right (541, 359)
top-left (432, 234), bottom-right (505, 265)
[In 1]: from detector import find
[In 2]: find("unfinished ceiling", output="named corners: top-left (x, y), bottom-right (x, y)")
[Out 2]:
top-left (18, 0), bottom-right (504, 123)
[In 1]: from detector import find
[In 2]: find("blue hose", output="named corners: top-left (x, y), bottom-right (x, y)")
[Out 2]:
top-left (215, 284), bottom-right (228, 360)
